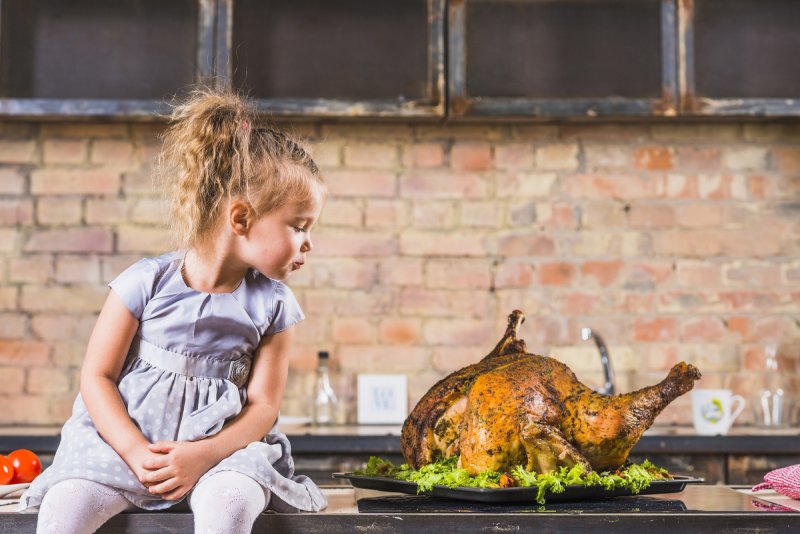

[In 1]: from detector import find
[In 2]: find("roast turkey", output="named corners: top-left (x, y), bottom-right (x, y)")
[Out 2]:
top-left (401, 310), bottom-right (701, 474)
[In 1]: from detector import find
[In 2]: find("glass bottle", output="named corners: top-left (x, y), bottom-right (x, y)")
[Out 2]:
top-left (756, 344), bottom-right (788, 427)
top-left (312, 351), bottom-right (338, 426)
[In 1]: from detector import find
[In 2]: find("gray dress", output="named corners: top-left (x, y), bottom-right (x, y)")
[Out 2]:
top-left (20, 251), bottom-right (327, 512)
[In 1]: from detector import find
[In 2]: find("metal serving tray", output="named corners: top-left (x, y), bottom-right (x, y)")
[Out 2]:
top-left (332, 473), bottom-right (704, 504)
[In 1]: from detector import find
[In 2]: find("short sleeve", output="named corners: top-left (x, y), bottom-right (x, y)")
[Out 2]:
top-left (108, 258), bottom-right (159, 319)
top-left (264, 281), bottom-right (305, 336)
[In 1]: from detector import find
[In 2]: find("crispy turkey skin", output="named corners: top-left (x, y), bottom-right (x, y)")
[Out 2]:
top-left (401, 310), bottom-right (701, 474)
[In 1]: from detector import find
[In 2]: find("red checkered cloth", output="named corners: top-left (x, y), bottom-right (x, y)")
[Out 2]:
top-left (752, 464), bottom-right (800, 500)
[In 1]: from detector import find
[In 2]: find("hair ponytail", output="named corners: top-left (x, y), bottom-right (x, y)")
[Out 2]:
top-left (157, 88), bottom-right (323, 249)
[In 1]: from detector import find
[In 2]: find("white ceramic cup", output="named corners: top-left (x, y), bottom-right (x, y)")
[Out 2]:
top-left (691, 389), bottom-right (746, 435)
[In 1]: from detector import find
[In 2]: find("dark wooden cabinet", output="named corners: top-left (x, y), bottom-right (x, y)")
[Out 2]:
top-left (448, 0), bottom-right (679, 119)
top-left (680, 0), bottom-right (800, 116)
top-left (0, 0), bottom-right (798, 119)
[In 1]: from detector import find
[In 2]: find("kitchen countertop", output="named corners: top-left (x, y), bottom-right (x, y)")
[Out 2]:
top-left (2, 484), bottom-right (799, 532)
top-left (2, 425), bottom-right (800, 456)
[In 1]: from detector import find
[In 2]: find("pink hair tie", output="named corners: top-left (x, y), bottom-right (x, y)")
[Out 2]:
top-left (241, 120), bottom-right (250, 131)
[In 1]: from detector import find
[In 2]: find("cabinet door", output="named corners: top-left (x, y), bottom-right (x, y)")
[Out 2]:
top-left (222, 0), bottom-right (445, 119)
top-left (0, 0), bottom-right (213, 118)
top-left (728, 454), bottom-right (800, 485)
top-left (449, 0), bottom-right (678, 119)
top-left (679, 0), bottom-right (800, 116)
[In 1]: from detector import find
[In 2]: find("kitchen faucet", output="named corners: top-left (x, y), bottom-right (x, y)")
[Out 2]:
top-left (581, 327), bottom-right (615, 396)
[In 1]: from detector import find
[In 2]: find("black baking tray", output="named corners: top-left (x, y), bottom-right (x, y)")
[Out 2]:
top-left (332, 473), bottom-right (704, 504)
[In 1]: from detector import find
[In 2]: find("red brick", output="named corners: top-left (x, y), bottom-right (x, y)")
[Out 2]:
top-left (35, 197), bottom-right (82, 225)
top-left (364, 200), bottom-right (407, 228)
top-left (0, 140), bottom-right (37, 164)
top-left (32, 314), bottom-right (79, 341)
top-left (122, 171), bottom-right (158, 195)
top-left (91, 139), bottom-right (134, 165)
top-left (624, 262), bottom-right (673, 287)
top-left (401, 143), bottom-right (445, 168)
top-left (312, 258), bottom-right (377, 289)
top-left (583, 145), bottom-right (631, 170)
top-left (497, 232), bottom-right (555, 257)
top-left (129, 198), bottom-right (167, 224)
top-left (460, 200), bottom-right (500, 228)
top-left (0, 312), bottom-right (27, 338)
top-left (697, 174), bottom-right (732, 199)
top-left (562, 292), bottom-right (597, 315)
top-left (581, 204), bottom-right (628, 228)
top-left (0, 199), bottom-right (33, 225)
top-left (399, 288), bottom-right (492, 318)
top-left (0, 368), bottom-right (25, 394)
top-left (655, 230), bottom-right (723, 257)
top-left (632, 318), bottom-right (677, 342)
top-left (432, 346), bottom-right (486, 372)
top-left (411, 201), bottom-right (456, 228)
top-left (325, 170), bottom-right (396, 197)
top-left (495, 144), bottom-right (535, 169)
top-left (31, 169), bottom-right (120, 195)
top-left (56, 255), bottom-right (102, 284)
top-left (400, 231), bottom-right (485, 256)
top-left (496, 172), bottom-right (557, 198)
top-left (21, 285), bottom-right (107, 312)
top-left (379, 318), bottom-right (422, 345)
top-left (726, 316), bottom-right (751, 340)
top-left (563, 174), bottom-right (652, 199)
top-left (680, 316), bottom-right (727, 342)
top-left (538, 262), bottom-right (575, 286)
top-left (581, 261), bottom-right (623, 287)
top-left (321, 199), bottom-right (364, 227)
top-left (451, 143), bottom-right (492, 171)
top-left (675, 204), bottom-right (723, 228)
top-left (773, 147), bottom-right (800, 172)
top-left (676, 147), bottom-right (721, 172)
top-left (425, 259), bottom-right (492, 289)
top-left (314, 229), bottom-right (397, 257)
top-left (85, 198), bottom-right (129, 225)
top-left (536, 144), bottom-right (579, 170)
top-left (378, 258), bottom-right (423, 287)
top-left (25, 227), bottom-right (113, 253)
top-left (343, 143), bottom-right (397, 168)
top-left (676, 260), bottom-right (721, 287)
top-left (0, 168), bottom-right (25, 195)
top-left (338, 345), bottom-right (430, 374)
top-left (655, 174), bottom-right (699, 198)
top-left (633, 147), bottom-right (674, 170)
top-left (535, 203), bottom-right (578, 229)
top-left (26, 367), bottom-right (71, 394)
top-left (0, 395), bottom-right (51, 424)
top-left (628, 204), bottom-right (675, 228)
top-left (8, 255), bottom-right (53, 283)
top-left (42, 139), bottom-right (87, 164)
top-left (309, 140), bottom-right (342, 168)
top-left (424, 318), bottom-right (492, 346)
top-left (724, 261), bottom-right (781, 288)
top-left (0, 287), bottom-right (18, 310)
top-left (495, 262), bottom-right (535, 288)
top-left (401, 171), bottom-right (487, 199)
top-left (0, 340), bottom-right (50, 366)
top-left (0, 228), bottom-right (19, 252)
top-left (332, 318), bottom-right (376, 344)
top-left (116, 225), bottom-right (171, 254)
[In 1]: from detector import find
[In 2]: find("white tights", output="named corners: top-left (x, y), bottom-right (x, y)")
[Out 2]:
top-left (36, 472), bottom-right (268, 534)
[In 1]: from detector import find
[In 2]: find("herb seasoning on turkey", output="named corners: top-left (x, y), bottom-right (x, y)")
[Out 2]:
top-left (401, 310), bottom-right (701, 474)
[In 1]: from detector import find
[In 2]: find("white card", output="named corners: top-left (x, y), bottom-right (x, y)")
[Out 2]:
top-left (357, 374), bottom-right (408, 424)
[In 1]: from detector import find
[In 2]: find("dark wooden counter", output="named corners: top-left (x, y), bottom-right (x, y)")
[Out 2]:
top-left (3, 485), bottom-right (799, 533)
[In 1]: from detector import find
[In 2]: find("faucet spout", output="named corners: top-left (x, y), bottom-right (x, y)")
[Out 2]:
top-left (581, 327), bottom-right (615, 396)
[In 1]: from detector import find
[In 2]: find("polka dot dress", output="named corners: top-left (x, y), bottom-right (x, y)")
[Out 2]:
top-left (20, 252), bottom-right (326, 512)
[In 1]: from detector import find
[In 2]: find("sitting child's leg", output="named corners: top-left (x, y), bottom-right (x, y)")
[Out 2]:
top-left (190, 471), bottom-right (268, 534)
top-left (37, 479), bottom-right (133, 534)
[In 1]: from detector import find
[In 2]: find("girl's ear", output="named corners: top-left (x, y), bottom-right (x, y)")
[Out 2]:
top-left (228, 200), bottom-right (253, 236)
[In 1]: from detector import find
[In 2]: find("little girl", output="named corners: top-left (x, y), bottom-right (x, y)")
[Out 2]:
top-left (19, 88), bottom-right (328, 533)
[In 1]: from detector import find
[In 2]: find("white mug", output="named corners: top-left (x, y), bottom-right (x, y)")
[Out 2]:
top-left (691, 389), bottom-right (745, 435)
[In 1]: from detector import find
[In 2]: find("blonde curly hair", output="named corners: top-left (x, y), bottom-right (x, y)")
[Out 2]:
top-left (157, 88), bottom-right (324, 249)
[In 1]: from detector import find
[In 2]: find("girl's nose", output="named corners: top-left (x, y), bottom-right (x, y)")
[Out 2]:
top-left (302, 235), bottom-right (313, 253)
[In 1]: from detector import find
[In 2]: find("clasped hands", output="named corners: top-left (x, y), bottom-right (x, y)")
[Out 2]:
top-left (135, 440), bottom-right (215, 501)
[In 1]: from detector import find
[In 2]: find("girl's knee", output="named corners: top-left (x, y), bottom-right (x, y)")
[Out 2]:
top-left (191, 471), bottom-right (268, 527)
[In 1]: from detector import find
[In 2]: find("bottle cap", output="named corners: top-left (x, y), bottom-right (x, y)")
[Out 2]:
top-left (318, 351), bottom-right (330, 360)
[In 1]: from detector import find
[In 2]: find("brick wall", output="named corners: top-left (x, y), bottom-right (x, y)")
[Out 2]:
top-left (0, 120), bottom-right (798, 427)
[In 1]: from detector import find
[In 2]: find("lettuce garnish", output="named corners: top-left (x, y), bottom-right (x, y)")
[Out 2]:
top-left (355, 457), bottom-right (671, 505)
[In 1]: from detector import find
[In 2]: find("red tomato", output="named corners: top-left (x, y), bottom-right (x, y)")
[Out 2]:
top-left (8, 449), bottom-right (42, 484)
top-left (0, 455), bottom-right (13, 485)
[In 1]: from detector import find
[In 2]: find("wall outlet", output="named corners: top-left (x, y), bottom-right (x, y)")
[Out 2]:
top-left (357, 374), bottom-right (408, 424)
